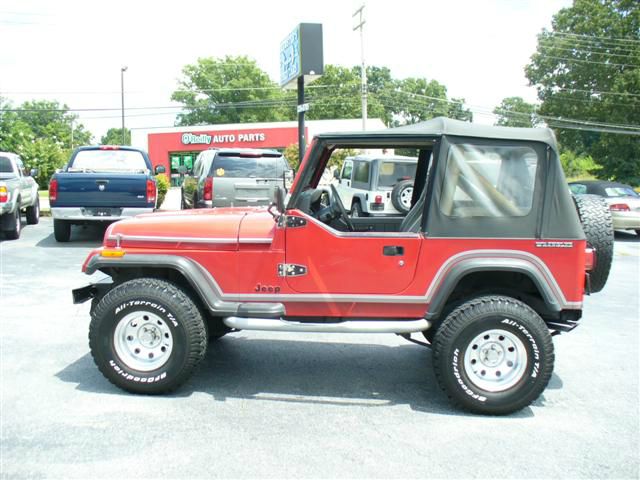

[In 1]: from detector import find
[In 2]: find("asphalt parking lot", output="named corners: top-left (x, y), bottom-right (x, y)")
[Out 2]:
top-left (1, 218), bottom-right (638, 479)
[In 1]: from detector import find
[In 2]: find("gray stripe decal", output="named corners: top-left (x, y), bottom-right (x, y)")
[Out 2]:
top-left (108, 234), bottom-right (272, 245)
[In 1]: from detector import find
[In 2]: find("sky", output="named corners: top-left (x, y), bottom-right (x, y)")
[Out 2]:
top-left (0, 0), bottom-right (572, 141)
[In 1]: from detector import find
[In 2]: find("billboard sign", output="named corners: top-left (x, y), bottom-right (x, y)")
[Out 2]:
top-left (279, 23), bottom-right (323, 89)
top-left (280, 26), bottom-right (301, 87)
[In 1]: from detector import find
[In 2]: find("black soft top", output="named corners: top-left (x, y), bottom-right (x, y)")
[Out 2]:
top-left (317, 117), bottom-right (559, 150)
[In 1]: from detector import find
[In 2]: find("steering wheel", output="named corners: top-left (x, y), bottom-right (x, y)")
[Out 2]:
top-left (330, 184), bottom-right (355, 232)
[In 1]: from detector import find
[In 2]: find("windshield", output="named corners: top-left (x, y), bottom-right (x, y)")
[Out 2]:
top-left (210, 155), bottom-right (289, 178)
top-left (69, 150), bottom-right (149, 173)
top-left (377, 161), bottom-right (417, 187)
top-left (0, 156), bottom-right (14, 174)
top-left (604, 186), bottom-right (638, 198)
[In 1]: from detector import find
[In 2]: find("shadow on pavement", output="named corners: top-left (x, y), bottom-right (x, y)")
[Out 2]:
top-left (36, 224), bottom-right (107, 249)
top-left (614, 230), bottom-right (639, 243)
top-left (57, 335), bottom-right (551, 418)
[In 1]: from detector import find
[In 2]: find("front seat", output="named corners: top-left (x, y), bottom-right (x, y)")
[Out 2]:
top-left (399, 186), bottom-right (427, 232)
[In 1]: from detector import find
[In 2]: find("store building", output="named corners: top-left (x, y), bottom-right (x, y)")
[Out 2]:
top-left (131, 118), bottom-right (384, 185)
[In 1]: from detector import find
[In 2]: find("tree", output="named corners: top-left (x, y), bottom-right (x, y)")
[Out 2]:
top-left (101, 128), bottom-right (131, 145)
top-left (171, 56), bottom-right (290, 125)
top-left (493, 96), bottom-right (540, 127)
top-left (0, 98), bottom-right (92, 188)
top-left (525, 0), bottom-right (640, 184)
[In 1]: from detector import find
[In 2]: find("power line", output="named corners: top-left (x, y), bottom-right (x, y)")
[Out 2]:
top-left (533, 54), bottom-right (638, 68)
top-left (549, 87), bottom-right (640, 98)
top-left (537, 37), bottom-right (638, 55)
top-left (536, 43), bottom-right (639, 60)
top-left (545, 31), bottom-right (640, 45)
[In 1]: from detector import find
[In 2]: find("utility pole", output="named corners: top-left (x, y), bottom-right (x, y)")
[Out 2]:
top-left (353, 4), bottom-right (367, 131)
top-left (120, 66), bottom-right (128, 145)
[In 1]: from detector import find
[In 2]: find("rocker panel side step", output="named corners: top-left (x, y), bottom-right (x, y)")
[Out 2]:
top-left (223, 317), bottom-right (430, 334)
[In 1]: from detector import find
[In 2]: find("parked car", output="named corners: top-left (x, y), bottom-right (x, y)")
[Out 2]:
top-left (0, 152), bottom-right (40, 240)
top-left (334, 155), bottom-right (417, 216)
top-left (49, 146), bottom-right (159, 242)
top-left (181, 148), bottom-right (292, 209)
top-left (74, 117), bottom-right (613, 415)
top-left (569, 180), bottom-right (640, 235)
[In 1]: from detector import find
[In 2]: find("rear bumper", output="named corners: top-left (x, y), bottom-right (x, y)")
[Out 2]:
top-left (51, 207), bottom-right (154, 221)
top-left (612, 212), bottom-right (640, 230)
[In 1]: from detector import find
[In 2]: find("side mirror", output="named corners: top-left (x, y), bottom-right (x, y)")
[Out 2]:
top-left (333, 169), bottom-right (340, 180)
top-left (155, 165), bottom-right (166, 175)
top-left (269, 186), bottom-right (286, 219)
top-left (29, 168), bottom-right (39, 177)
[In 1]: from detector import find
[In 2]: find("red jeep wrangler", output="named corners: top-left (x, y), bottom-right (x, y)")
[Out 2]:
top-left (75, 118), bottom-right (613, 415)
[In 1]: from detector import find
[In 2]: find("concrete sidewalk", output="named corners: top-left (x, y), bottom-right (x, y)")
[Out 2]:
top-left (158, 186), bottom-right (182, 211)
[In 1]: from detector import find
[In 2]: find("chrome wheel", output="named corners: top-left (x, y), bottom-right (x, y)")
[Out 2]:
top-left (463, 328), bottom-right (528, 392)
top-left (400, 187), bottom-right (413, 209)
top-left (113, 311), bottom-right (174, 372)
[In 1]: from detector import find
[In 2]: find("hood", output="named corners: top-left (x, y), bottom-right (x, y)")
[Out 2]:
top-left (104, 207), bottom-right (277, 250)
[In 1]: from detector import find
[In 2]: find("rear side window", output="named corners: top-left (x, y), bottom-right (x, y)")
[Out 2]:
top-left (353, 162), bottom-right (370, 184)
top-left (210, 154), bottom-right (289, 178)
top-left (440, 144), bottom-right (538, 218)
top-left (70, 150), bottom-right (148, 173)
top-left (0, 156), bottom-right (12, 173)
top-left (569, 184), bottom-right (587, 195)
top-left (604, 186), bottom-right (638, 198)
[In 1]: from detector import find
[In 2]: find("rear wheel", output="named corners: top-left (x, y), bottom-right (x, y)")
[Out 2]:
top-left (573, 194), bottom-right (614, 292)
top-left (351, 200), bottom-right (365, 217)
top-left (53, 219), bottom-right (71, 242)
top-left (5, 207), bottom-right (21, 240)
top-left (26, 197), bottom-right (40, 225)
top-left (89, 278), bottom-right (207, 394)
top-left (432, 295), bottom-right (554, 415)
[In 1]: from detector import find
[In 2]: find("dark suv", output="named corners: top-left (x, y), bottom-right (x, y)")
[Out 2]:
top-left (181, 148), bottom-right (291, 209)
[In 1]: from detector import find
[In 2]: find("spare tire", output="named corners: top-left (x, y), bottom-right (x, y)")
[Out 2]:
top-left (391, 180), bottom-right (414, 214)
top-left (573, 194), bottom-right (614, 293)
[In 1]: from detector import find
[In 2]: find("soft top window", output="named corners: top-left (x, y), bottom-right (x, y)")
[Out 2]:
top-left (440, 144), bottom-right (538, 218)
top-left (377, 161), bottom-right (417, 188)
top-left (70, 150), bottom-right (148, 173)
top-left (604, 186), bottom-right (638, 198)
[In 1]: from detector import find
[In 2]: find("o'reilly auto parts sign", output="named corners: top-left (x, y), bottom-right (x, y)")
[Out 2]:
top-left (181, 132), bottom-right (266, 145)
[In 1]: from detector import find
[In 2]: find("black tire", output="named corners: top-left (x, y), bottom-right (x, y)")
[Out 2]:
top-left (351, 200), bottom-right (366, 217)
top-left (5, 207), bottom-right (22, 240)
top-left (635, 229), bottom-right (640, 237)
top-left (53, 219), bottom-right (71, 242)
top-left (391, 180), bottom-right (413, 214)
top-left (573, 194), bottom-right (614, 293)
top-left (89, 278), bottom-right (207, 394)
top-left (26, 197), bottom-right (40, 225)
top-left (432, 295), bottom-right (554, 415)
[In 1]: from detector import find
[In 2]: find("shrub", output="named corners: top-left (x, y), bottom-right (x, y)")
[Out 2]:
top-left (155, 173), bottom-right (169, 208)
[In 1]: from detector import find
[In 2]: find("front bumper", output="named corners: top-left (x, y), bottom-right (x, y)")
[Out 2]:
top-left (51, 207), bottom-right (154, 221)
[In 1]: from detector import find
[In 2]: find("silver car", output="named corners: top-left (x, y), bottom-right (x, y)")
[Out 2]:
top-left (570, 180), bottom-right (640, 235)
top-left (181, 148), bottom-right (292, 209)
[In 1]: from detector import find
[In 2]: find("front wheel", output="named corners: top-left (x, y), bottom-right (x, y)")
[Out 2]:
top-left (432, 295), bottom-right (554, 415)
top-left (89, 278), bottom-right (207, 394)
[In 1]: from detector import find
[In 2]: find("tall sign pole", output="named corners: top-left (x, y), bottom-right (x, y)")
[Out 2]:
top-left (280, 24), bottom-right (323, 164)
top-left (353, 5), bottom-right (367, 131)
top-left (120, 66), bottom-right (128, 145)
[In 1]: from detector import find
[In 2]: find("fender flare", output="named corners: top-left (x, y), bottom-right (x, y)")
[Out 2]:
top-left (85, 254), bottom-right (283, 317)
top-left (424, 257), bottom-right (566, 319)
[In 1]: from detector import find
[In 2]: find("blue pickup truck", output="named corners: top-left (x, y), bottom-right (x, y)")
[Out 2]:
top-left (49, 146), bottom-right (160, 242)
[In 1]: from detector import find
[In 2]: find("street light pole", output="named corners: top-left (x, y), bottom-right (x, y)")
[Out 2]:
top-left (353, 5), bottom-right (367, 131)
top-left (120, 66), bottom-right (128, 145)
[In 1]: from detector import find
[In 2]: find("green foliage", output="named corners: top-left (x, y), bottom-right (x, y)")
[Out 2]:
top-left (525, 0), bottom-right (640, 184)
top-left (560, 150), bottom-right (601, 179)
top-left (0, 98), bottom-right (92, 188)
top-left (171, 56), bottom-right (290, 125)
top-left (283, 143), bottom-right (300, 170)
top-left (155, 173), bottom-right (170, 208)
top-left (101, 128), bottom-right (131, 145)
top-left (493, 97), bottom-right (540, 127)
